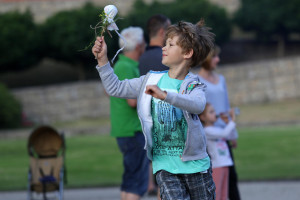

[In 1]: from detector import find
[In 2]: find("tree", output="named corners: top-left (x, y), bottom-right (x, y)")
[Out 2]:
top-left (0, 83), bottom-right (22, 129)
top-left (41, 3), bottom-right (119, 80)
top-left (168, 0), bottom-right (231, 44)
top-left (0, 11), bottom-right (42, 72)
top-left (122, 0), bottom-right (231, 44)
top-left (234, 0), bottom-right (300, 57)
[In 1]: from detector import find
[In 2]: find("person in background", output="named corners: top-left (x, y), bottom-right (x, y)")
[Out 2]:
top-left (138, 14), bottom-right (171, 76)
top-left (138, 14), bottom-right (171, 197)
top-left (199, 103), bottom-right (237, 200)
top-left (109, 26), bottom-right (147, 200)
top-left (198, 46), bottom-right (241, 200)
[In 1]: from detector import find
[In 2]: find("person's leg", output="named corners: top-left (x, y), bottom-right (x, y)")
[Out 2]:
top-left (147, 162), bottom-right (157, 194)
top-left (185, 167), bottom-right (215, 200)
top-left (121, 191), bottom-right (141, 200)
top-left (117, 132), bottom-right (149, 200)
top-left (155, 170), bottom-right (189, 200)
top-left (228, 164), bottom-right (240, 200)
top-left (157, 187), bottom-right (161, 200)
top-left (227, 142), bottom-right (241, 200)
top-left (212, 167), bottom-right (223, 200)
top-left (148, 162), bottom-right (161, 199)
top-left (221, 167), bottom-right (229, 200)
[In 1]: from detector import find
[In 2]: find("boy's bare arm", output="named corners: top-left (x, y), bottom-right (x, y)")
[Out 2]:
top-left (92, 36), bottom-right (109, 67)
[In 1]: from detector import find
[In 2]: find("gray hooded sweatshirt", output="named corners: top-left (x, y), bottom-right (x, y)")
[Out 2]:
top-left (97, 63), bottom-right (208, 162)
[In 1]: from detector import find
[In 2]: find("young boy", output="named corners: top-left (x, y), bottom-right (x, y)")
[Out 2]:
top-left (92, 20), bottom-right (216, 200)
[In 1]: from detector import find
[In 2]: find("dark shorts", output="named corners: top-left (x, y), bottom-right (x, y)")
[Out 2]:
top-left (155, 168), bottom-right (216, 200)
top-left (116, 132), bottom-right (149, 196)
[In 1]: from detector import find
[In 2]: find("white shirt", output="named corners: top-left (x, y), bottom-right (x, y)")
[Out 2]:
top-left (204, 121), bottom-right (236, 168)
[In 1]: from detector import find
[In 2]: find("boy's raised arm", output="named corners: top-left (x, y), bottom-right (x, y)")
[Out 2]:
top-left (92, 36), bottom-right (109, 67)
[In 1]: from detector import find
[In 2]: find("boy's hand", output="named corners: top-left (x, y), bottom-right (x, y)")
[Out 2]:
top-left (92, 36), bottom-right (109, 66)
top-left (145, 85), bottom-right (167, 100)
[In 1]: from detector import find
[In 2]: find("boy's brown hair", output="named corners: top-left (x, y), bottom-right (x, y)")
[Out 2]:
top-left (165, 19), bottom-right (215, 68)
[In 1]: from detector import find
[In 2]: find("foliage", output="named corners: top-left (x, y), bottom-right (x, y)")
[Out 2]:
top-left (122, 0), bottom-right (231, 44)
top-left (40, 3), bottom-right (119, 79)
top-left (0, 1), bottom-right (231, 80)
top-left (78, 10), bottom-right (111, 52)
top-left (0, 11), bottom-right (42, 72)
top-left (40, 3), bottom-right (97, 68)
top-left (234, 0), bottom-right (300, 41)
top-left (0, 83), bottom-right (22, 128)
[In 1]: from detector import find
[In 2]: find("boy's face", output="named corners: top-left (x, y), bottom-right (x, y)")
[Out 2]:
top-left (162, 36), bottom-right (184, 68)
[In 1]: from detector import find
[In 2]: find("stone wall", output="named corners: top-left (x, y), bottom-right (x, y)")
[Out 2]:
top-left (11, 56), bottom-right (300, 124)
top-left (12, 81), bottom-right (110, 123)
top-left (218, 56), bottom-right (300, 105)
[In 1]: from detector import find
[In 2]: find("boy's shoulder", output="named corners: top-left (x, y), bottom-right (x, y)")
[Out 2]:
top-left (186, 72), bottom-right (207, 90)
top-left (186, 72), bottom-right (204, 83)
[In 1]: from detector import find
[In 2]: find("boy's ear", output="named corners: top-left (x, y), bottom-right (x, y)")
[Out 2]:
top-left (183, 49), bottom-right (193, 59)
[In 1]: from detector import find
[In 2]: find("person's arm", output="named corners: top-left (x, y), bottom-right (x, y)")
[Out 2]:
top-left (222, 75), bottom-right (231, 113)
top-left (127, 99), bottom-right (137, 108)
top-left (205, 121), bottom-right (236, 140)
top-left (92, 37), bottom-right (143, 99)
top-left (145, 85), bottom-right (167, 100)
top-left (144, 82), bottom-right (206, 115)
top-left (226, 108), bottom-right (238, 140)
top-left (222, 75), bottom-right (239, 140)
top-left (163, 82), bottom-right (207, 114)
top-left (145, 84), bottom-right (206, 114)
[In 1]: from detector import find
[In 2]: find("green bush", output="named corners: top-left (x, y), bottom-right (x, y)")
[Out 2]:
top-left (40, 3), bottom-right (112, 80)
top-left (0, 10), bottom-right (42, 72)
top-left (0, 83), bottom-right (22, 128)
top-left (122, 0), bottom-right (232, 44)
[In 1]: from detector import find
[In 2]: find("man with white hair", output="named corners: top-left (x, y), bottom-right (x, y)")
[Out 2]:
top-left (109, 27), bottom-right (147, 200)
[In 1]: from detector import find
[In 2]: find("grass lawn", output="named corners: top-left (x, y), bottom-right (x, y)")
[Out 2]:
top-left (0, 134), bottom-right (123, 191)
top-left (233, 125), bottom-right (300, 180)
top-left (1, 125), bottom-right (300, 191)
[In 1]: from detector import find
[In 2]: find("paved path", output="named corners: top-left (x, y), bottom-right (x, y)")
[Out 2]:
top-left (1, 181), bottom-right (300, 200)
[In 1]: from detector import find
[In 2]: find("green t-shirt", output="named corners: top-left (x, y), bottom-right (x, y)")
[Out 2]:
top-left (110, 54), bottom-right (142, 137)
top-left (152, 73), bottom-right (210, 174)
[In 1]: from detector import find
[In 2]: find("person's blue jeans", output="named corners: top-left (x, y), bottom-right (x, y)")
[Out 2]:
top-left (116, 132), bottom-right (149, 196)
top-left (156, 168), bottom-right (215, 200)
